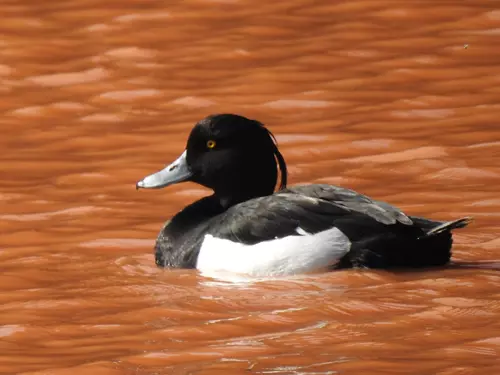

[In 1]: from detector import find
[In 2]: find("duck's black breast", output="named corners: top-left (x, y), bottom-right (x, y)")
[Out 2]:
top-left (154, 196), bottom-right (225, 268)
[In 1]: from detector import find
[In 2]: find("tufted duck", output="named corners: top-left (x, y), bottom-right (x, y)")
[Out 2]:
top-left (136, 114), bottom-right (471, 276)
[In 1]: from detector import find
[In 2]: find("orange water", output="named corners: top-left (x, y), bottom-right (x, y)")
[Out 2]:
top-left (1, 1), bottom-right (499, 374)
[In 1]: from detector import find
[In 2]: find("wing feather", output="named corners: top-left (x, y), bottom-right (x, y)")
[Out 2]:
top-left (208, 184), bottom-right (414, 244)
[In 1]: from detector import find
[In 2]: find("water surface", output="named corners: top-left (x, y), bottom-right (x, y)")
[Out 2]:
top-left (1, 1), bottom-right (499, 374)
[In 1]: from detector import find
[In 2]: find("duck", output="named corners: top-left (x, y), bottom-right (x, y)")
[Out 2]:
top-left (136, 113), bottom-right (471, 277)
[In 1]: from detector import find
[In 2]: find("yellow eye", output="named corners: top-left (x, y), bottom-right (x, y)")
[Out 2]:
top-left (206, 140), bottom-right (216, 149)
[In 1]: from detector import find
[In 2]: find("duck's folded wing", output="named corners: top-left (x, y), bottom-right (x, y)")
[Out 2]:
top-left (198, 185), bottom-right (423, 276)
top-left (208, 184), bottom-right (413, 246)
top-left (209, 193), bottom-right (347, 244)
top-left (200, 192), bottom-right (355, 276)
top-left (285, 184), bottom-right (413, 226)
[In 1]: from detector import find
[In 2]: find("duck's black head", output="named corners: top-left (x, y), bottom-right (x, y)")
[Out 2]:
top-left (137, 114), bottom-right (287, 207)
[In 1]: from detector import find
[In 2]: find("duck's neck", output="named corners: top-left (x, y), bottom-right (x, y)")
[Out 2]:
top-left (213, 151), bottom-right (280, 209)
top-left (216, 189), bottom-right (273, 210)
top-left (215, 182), bottom-right (276, 210)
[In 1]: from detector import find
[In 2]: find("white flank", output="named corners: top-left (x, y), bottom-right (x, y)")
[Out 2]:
top-left (196, 226), bottom-right (351, 278)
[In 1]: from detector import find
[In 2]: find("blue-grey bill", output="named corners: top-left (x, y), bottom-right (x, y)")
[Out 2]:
top-left (136, 150), bottom-right (192, 189)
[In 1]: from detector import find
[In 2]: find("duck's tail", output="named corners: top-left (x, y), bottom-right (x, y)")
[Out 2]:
top-left (335, 216), bottom-right (472, 270)
top-left (419, 216), bottom-right (473, 239)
